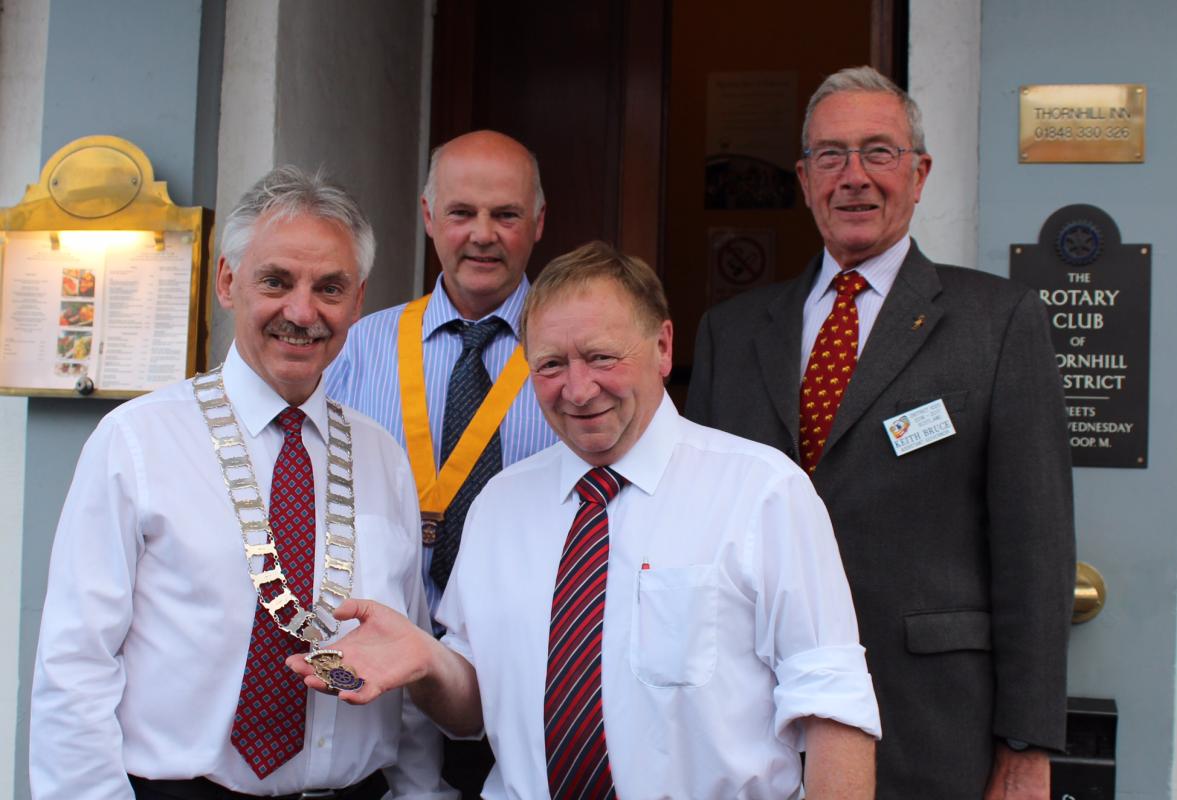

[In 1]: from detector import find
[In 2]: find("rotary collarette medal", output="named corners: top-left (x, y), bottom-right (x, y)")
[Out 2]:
top-left (304, 649), bottom-right (365, 693)
top-left (397, 294), bottom-right (530, 545)
top-left (193, 367), bottom-right (366, 692)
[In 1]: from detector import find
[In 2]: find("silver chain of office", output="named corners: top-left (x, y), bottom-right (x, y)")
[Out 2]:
top-left (192, 367), bottom-right (357, 645)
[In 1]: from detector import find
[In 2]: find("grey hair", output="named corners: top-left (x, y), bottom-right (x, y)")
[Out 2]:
top-left (801, 65), bottom-right (926, 155)
top-left (421, 140), bottom-right (545, 217)
top-left (219, 165), bottom-right (376, 280)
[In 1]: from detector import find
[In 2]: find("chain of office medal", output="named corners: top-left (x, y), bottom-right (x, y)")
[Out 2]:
top-left (192, 367), bottom-right (357, 646)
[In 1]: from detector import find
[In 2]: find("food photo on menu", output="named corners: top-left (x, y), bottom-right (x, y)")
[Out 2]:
top-left (53, 361), bottom-right (88, 377)
top-left (58, 300), bottom-right (94, 327)
top-left (61, 267), bottom-right (96, 298)
top-left (56, 330), bottom-right (92, 361)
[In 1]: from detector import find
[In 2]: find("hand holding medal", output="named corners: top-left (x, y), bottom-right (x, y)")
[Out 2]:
top-left (287, 597), bottom-right (440, 705)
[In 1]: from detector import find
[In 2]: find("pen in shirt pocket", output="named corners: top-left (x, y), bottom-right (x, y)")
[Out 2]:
top-left (637, 558), bottom-right (650, 603)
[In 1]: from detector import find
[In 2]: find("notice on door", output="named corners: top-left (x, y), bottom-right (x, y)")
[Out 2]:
top-left (707, 228), bottom-right (776, 306)
top-left (704, 71), bottom-right (797, 209)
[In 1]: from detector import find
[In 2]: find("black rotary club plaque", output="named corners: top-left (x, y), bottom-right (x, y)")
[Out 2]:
top-left (1011, 204), bottom-right (1150, 468)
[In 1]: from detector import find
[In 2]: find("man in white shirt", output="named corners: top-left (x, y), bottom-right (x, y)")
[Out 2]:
top-left (291, 241), bottom-right (881, 799)
top-left (31, 166), bottom-right (452, 800)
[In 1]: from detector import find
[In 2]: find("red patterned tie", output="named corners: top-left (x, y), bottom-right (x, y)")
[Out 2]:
top-left (800, 270), bottom-right (869, 473)
top-left (231, 407), bottom-right (315, 778)
top-left (545, 467), bottom-right (626, 800)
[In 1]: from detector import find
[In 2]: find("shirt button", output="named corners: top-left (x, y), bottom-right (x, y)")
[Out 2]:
top-left (317, 737), bottom-right (327, 748)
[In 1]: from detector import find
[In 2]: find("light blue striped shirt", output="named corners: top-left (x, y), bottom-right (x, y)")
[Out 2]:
top-left (325, 275), bottom-right (557, 615)
top-left (800, 236), bottom-right (911, 381)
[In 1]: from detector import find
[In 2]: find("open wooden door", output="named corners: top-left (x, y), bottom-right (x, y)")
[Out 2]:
top-left (429, 0), bottom-right (905, 395)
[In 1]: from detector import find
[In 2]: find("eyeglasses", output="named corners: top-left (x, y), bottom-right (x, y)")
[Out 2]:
top-left (802, 145), bottom-right (918, 173)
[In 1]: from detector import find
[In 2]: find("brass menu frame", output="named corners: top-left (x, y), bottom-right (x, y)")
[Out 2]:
top-left (0, 135), bottom-right (212, 398)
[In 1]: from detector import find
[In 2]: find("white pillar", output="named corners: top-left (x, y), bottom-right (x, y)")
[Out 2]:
top-left (211, 0), bottom-right (280, 361)
top-left (908, 0), bottom-right (982, 269)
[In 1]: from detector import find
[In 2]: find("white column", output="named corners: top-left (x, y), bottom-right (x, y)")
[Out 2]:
top-left (907, 0), bottom-right (982, 269)
top-left (211, 0), bottom-right (280, 362)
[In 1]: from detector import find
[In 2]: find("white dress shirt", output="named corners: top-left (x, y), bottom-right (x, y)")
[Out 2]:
top-left (800, 235), bottom-right (910, 380)
top-left (326, 275), bottom-right (557, 615)
top-left (438, 394), bottom-right (880, 799)
top-left (31, 345), bottom-right (453, 800)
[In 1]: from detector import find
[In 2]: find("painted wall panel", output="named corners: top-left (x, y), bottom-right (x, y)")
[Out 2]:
top-left (979, 2), bottom-right (1177, 796)
top-left (16, 3), bottom-right (224, 798)
top-left (0, 1), bottom-right (50, 792)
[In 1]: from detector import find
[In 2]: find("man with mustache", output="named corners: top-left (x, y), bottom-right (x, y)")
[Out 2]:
top-left (325, 130), bottom-right (557, 797)
top-left (30, 166), bottom-right (451, 800)
top-left (686, 66), bottom-right (1075, 799)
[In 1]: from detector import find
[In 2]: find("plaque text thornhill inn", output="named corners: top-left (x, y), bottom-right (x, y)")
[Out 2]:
top-left (1019, 84), bottom-right (1146, 164)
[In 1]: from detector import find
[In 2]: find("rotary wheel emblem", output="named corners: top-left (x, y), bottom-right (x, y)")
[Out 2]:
top-left (1056, 220), bottom-right (1102, 267)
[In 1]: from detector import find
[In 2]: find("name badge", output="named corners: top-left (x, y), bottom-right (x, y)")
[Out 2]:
top-left (883, 398), bottom-right (956, 456)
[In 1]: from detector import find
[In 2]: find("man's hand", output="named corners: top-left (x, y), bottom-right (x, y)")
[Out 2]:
top-left (286, 598), bottom-right (438, 704)
top-left (983, 742), bottom-right (1050, 800)
top-left (285, 598), bottom-right (483, 734)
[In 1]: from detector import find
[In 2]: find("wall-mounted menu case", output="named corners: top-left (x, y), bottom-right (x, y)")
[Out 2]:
top-left (0, 135), bottom-right (212, 398)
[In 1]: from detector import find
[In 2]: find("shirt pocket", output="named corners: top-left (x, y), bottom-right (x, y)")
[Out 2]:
top-left (629, 564), bottom-right (719, 687)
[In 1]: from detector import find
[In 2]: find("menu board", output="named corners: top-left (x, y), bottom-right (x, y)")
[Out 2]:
top-left (0, 230), bottom-right (196, 395)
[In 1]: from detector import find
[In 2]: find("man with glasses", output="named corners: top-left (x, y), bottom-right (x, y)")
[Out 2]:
top-left (687, 66), bottom-right (1075, 799)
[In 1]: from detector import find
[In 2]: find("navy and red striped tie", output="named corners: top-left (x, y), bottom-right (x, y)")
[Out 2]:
top-left (544, 466), bottom-right (627, 799)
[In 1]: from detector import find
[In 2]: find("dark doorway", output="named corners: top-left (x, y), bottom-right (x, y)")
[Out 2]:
top-left (429, 0), bottom-right (907, 392)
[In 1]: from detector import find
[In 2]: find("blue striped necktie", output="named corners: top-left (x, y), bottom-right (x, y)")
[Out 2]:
top-left (545, 466), bottom-right (627, 799)
top-left (430, 317), bottom-right (505, 589)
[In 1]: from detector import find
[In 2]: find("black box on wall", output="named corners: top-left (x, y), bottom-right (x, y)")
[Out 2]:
top-left (1051, 697), bottom-right (1116, 799)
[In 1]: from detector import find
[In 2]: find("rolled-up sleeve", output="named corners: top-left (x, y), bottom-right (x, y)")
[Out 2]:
top-left (751, 472), bottom-right (882, 750)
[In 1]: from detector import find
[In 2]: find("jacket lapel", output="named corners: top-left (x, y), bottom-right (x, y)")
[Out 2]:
top-left (753, 257), bottom-right (818, 454)
top-left (822, 244), bottom-right (944, 455)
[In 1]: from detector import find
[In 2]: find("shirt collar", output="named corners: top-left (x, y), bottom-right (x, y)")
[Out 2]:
top-left (221, 342), bottom-right (330, 443)
top-left (817, 235), bottom-right (910, 298)
top-left (556, 392), bottom-right (679, 503)
top-left (423, 274), bottom-right (530, 341)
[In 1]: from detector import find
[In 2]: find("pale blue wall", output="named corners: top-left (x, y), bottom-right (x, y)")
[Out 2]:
top-left (17, 2), bottom-right (224, 798)
top-left (979, 2), bottom-right (1177, 796)
top-left (40, 0), bottom-right (222, 208)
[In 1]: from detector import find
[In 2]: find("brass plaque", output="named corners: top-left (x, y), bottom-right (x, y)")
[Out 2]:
top-left (1019, 84), bottom-right (1146, 163)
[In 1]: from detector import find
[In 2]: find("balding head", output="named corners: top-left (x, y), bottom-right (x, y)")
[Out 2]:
top-left (421, 130), bottom-right (547, 320)
top-left (423, 131), bottom-right (545, 217)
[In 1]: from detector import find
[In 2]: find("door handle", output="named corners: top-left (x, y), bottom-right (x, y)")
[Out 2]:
top-left (1073, 562), bottom-right (1106, 624)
